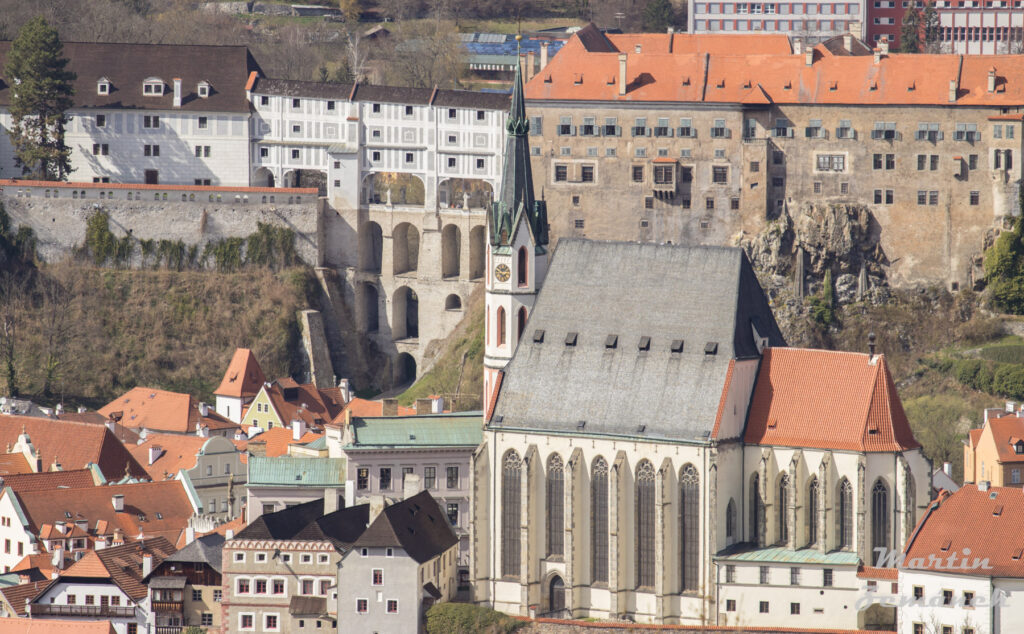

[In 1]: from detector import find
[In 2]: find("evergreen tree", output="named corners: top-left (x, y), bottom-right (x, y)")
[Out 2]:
top-left (899, 7), bottom-right (922, 53)
top-left (4, 17), bottom-right (76, 180)
top-left (922, 2), bottom-right (941, 52)
top-left (643, 0), bottom-right (675, 32)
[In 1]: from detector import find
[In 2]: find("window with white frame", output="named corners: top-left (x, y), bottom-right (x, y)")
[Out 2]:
top-left (198, 82), bottom-right (210, 98)
top-left (239, 613), bottom-right (255, 630)
top-left (142, 78), bottom-right (164, 95)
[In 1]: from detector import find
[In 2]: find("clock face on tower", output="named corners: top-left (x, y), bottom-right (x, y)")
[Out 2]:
top-left (494, 263), bottom-right (511, 282)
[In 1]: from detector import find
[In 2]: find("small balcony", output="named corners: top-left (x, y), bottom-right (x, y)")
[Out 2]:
top-left (30, 604), bottom-right (135, 618)
top-left (152, 600), bottom-right (184, 614)
top-left (155, 627), bottom-right (183, 634)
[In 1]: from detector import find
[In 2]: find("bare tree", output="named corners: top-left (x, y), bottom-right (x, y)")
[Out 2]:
top-left (0, 272), bottom-right (26, 397)
top-left (380, 20), bottom-right (466, 89)
top-left (38, 271), bottom-right (75, 398)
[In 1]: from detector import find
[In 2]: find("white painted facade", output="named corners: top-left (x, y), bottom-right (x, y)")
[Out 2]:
top-left (0, 489), bottom-right (39, 573)
top-left (689, 1), bottom-right (865, 41)
top-left (938, 9), bottom-right (1024, 54)
top-left (29, 579), bottom-right (142, 634)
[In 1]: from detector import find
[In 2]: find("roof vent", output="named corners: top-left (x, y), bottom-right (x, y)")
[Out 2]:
top-left (565, 332), bottom-right (578, 347)
top-left (671, 339), bottom-right (684, 354)
top-left (940, 540), bottom-right (952, 551)
top-left (638, 336), bottom-right (651, 351)
top-left (637, 424), bottom-right (646, 433)
top-left (704, 342), bottom-right (719, 355)
top-left (994, 504), bottom-right (1004, 516)
top-left (533, 329), bottom-right (545, 343)
top-left (605, 335), bottom-right (618, 349)
top-left (1014, 548), bottom-right (1024, 560)
top-left (576, 420), bottom-right (586, 430)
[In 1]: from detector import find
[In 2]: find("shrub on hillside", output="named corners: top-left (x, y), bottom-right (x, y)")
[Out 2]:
top-left (980, 344), bottom-right (1024, 365)
top-left (424, 603), bottom-right (524, 634)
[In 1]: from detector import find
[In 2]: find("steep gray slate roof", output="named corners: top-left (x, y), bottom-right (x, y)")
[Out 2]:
top-left (351, 491), bottom-right (457, 564)
top-left (161, 533), bottom-right (225, 574)
top-left (491, 239), bottom-right (786, 442)
top-left (251, 77), bottom-right (510, 110)
top-left (0, 42), bottom-right (260, 112)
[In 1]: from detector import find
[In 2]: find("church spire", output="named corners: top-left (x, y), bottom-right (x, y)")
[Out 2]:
top-left (490, 37), bottom-right (548, 249)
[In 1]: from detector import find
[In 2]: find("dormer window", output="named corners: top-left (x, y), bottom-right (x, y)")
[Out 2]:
top-left (198, 81), bottom-right (210, 98)
top-left (97, 78), bottom-right (111, 95)
top-left (1016, 441), bottom-right (1024, 454)
top-left (143, 77), bottom-right (164, 96)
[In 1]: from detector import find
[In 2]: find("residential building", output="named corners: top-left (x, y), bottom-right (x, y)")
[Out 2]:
top-left (130, 434), bottom-right (247, 521)
top-left (0, 42), bottom-right (258, 186)
top-left (144, 533), bottom-right (225, 634)
top-left (222, 499), bottom-right (364, 634)
top-left (245, 456), bottom-right (346, 525)
top-left (0, 616), bottom-right (115, 633)
top-left (99, 387), bottom-right (239, 437)
top-left (0, 481), bottom-right (196, 573)
top-left (690, 2), bottom-right (866, 41)
top-left (0, 416), bottom-right (148, 481)
top-left (214, 348), bottom-right (267, 424)
top-left (338, 490), bottom-right (459, 634)
top-left (239, 379), bottom-right (346, 434)
top-left (331, 411), bottom-right (482, 586)
top-left (25, 537), bottom-right (175, 634)
top-left (247, 426), bottom-right (323, 459)
top-left (866, 0), bottom-right (1024, 51)
top-left (963, 408), bottom-right (1024, 486)
top-left (898, 484), bottom-right (1024, 634)
top-left (524, 23), bottom-right (1024, 290)
top-left (0, 469), bottom-right (101, 494)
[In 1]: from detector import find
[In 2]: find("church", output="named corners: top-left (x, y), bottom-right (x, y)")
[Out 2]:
top-left (471, 56), bottom-right (932, 629)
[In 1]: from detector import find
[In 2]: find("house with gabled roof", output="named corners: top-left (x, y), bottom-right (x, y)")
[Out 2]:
top-left (963, 409), bottom-right (1024, 487)
top-left (239, 379), bottom-right (346, 435)
top-left (214, 348), bottom-right (267, 424)
top-left (0, 416), bottom-right (147, 481)
top-left (144, 533), bottom-right (225, 634)
top-left (244, 456), bottom-right (346, 525)
top-left (98, 387), bottom-right (239, 437)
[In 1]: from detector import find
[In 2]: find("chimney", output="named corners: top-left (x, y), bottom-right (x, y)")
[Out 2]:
top-left (431, 396), bottom-right (444, 414)
top-left (51, 546), bottom-right (64, 570)
top-left (873, 48), bottom-right (881, 65)
top-left (403, 473), bottom-right (422, 500)
top-left (979, 480), bottom-right (990, 491)
top-left (324, 491), bottom-right (339, 515)
top-left (634, 44), bottom-right (642, 53)
top-left (199, 402), bottom-right (209, 417)
top-left (1007, 401), bottom-right (1017, 413)
top-left (78, 405), bottom-right (87, 414)
top-left (382, 398), bottom-right (398, 417)
top-left (345, 480), bottom-right (355, 508)
top-left (369, 495), bottom-right (385, 525)
top-left (667, 26), bottom-right (675, 53)
top-left (248, 440), bottom-right (267, 457)
top-left (292, 418), bottom-right (307, 441)
top-left (112, 494), bottom-right (124, 512)
top-left (540, 42), bottom-right (550, 70)
top-left (338, 378), bottom-right (351, 403)
top-left (880, 39), bottom-right (889, 55)
top-left (95, 535), bottom-right (107, 550)
top-left (843, 33), bottom-right (853, 53)
top-left (142, 553), bottom-right (153, 578)
top-left (148, 445), bottom-right (163, 466)
top-left (225, 529), bottom-right (234, 540)
top-left (185, 526), bottom-right (195, 545)
top-left (173, 78), bottom-right (182, 108)
top-left (618, 53), bottom-right (628, 96)
top-left (55, 403), bottom-right (64, 416)
top-left (805, 49), bottom-right (814, 66)
top-left (112, 528), bottom-right (124, 545)
top-left (793, 39), bottom-right (803, 55)
top-left (868, 332), bottom-right (877, 359)
top-left (943, 462), bottom-right (952, 476)
top-left (849, 21), bottom-right (862, 41)
top-left (949, 79), bottom-right (958, 102)
top-left (526, 51), bottom-right (536, 82)
top-left (988, 67), bottom-right (997, 93)
top-left (415, 398), bottom-right (432, 415)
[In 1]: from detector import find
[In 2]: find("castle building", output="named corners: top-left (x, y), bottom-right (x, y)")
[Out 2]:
top-left (689, 0), bottom-right (866, 43)
top-left (523, 24), bottom-right (1024, 290)
top-left (472, 50), bottom-right (932, 629)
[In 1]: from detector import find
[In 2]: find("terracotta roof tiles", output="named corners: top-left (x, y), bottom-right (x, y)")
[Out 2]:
top-left (0, 415), bottom-right (147, 480)
top-left (0, 469), bottom-right (97, 493)
top-left (248, 427), bottom-right (323, 458)
top-left (0, 581), bottom-right (49, 615)
top-left (214, 348), bottom-right (266, 398)
top-left (981, 416), bottom-right (1024, 464)
top-left (98, 387), bottom-right (237, 435)
top-left (128, 434), bottom-right (209, 480)
top-left (0, 617), bottom-right (115, 633)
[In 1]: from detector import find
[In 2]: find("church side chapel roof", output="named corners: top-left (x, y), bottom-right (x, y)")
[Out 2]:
top-left (743, 347), bottom-right (921, 452)
top-left (491, 239), bottom-right (785, 442)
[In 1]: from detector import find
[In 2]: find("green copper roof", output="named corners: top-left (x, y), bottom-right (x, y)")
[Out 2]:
top-left (345, 412), bottom-right (483, 450)
top-left (715, 546), bottom-right (860, 566)
top-left (247, 456), bottom-right (347, 487)
top-left (301, 435), bottom-right (328, 450)
top-left (490, 51), bottom-right (548, 249)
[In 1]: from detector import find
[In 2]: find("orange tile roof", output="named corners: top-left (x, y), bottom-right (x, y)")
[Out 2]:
top-left (0, 617), bottom-right (115, 633)
top-left (744, 348), bottom-right (921, 452)
top-left (13, 552), bottom-right (71, 579)
top-left (14, 480), bottom-right (195, 545)
top-left (98, 387), bottom-right (238, 435)
top-left (63, 550), bottom-right (110, 578)
top-left (128, 434), bottom-right (209, 480)
top-left (248, 426), bottom-right (323, 458)
top-left (214, 348), bottom-right (266, 398)
top-left (0, 452), bottom-right (32, 475)
top-left (968, 428), bottom-right (983, 449)
top-left (263, 380), bottom-right (347, 427)
top-left (903, 484), bottom-right (1024, 578)
top-left (857, 565), bottom-right (898, 580)
top-left (0, 469), bottom-right (97, 493)
top-left (981, 416), bottom-right (1024, 464)
top-left (57, 537), bottom-right (176, 600)
top-left (527, 23), bottom-right (1024, 107)
top-left (711, 359), bottom-right (736, 439)
top-left (0, 415), bottom-right (147, 480)
top-left (0, 581), bottom-right (49, 616)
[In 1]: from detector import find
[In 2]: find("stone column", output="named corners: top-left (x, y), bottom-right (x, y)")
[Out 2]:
top-left (520, 446), bottom-right (539, 614)
top-left (817, 454), bottom-right (830, 555)
top-left (856, 458), bottom-right (867, 563)
top-left (609, 452), bottom-right (627, 618)
top-left (654, 461), bottom-right (669, 621)
top-left (565, 448), bottom-right (583, 617)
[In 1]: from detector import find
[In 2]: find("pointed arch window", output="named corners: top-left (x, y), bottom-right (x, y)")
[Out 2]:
top-left (808, 477), bottom-right (820, 547)
top-left (777, 474), bottom-right (790, 545)
top-left (750, 473), bottom-right (761, 545)
top-left (518, 246), bottom-right (528, 286)
top-left (837, 478), bottom-right (853, 550)
top-left (591, 457), bottom-right (609, 583)
top-left (517, 307), bottom-right (527, 342)
top-left (680, 464), bottom-right (700, 592)
top-left (872, 479), bottom-right (890, 558)
top-left (635, 460), bottom-right (656, 589)
top-left (726, 498), bottom-right (736, 540)
top-left (501, 451), bottom-right (522, 577)
top-left (496, 306), bottom-right (506, 346)
top-left (546, 454), bottom-right (564, 557)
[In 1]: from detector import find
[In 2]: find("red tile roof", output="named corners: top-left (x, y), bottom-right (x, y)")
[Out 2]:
top-left (0, 469), bottom-right (97, 493)
top-left (527, 23), bottom-right (1024, 107)
top-left (214, 348), bottom-right (266, 398)
top-left (981, 416), bottom-right (1024, 464)
top-left (968, 427), bottom-right (983, 449)
top-left (903, 485), bottom-right (1024, 577)
top-left (262, 380), bottom-right (347, 428)
top-left (248, 426), bottom-right (323, 458)
top-left (711, 359), bottom-right (736, 439)
top-left (57, 537), bottom-right (176, 600)
top-left (128, 434), bottom-right (209, 480)
top-left (98, 387), bottom-right (237, 435)
top-left (332, 397), bottom-right (416, 423)
top-left (13, 480), bottom-right (195, 545)
top-left (0, 581), bottom-right (50, 616)
top-left (0, 415), bottom-right (147, 480)
top-left (857, 565), bottom-right (899, 580)
top-left (0, 617), bottom-right (115, 633)
top-left (0, 452), bottom-right (32, 475)
top-left (744, 348), bottom-right (920, 452)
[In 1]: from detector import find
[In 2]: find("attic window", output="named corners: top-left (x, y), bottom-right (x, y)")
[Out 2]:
top-left (870, 81), bottom-right (878, 91)
top-left (156, 512), bottom-right (163, 520)
top-left (576, 420), bottom-right (586, 430)
top-left (605, 335), bottom-right (618, 349)
top-left (638, 336), bottom-right (651, 351)
top-left (143, 78), bottom-right (164, 96)
top-left (743, 80), bottom-right (751, 89)
top-left (565, 332), bottom-right (578, 347)
top-left (543, 74), bottom-right (552, 83)
top-left (940, 540), bottom-right (952, 551)
top-left (717, 79), bottom-right (725, 89)
top-left (682, 77), bottom-right (690, 86)
top-left (573, 73), bottom-right (583, 85)
top-left (783, 81), bottom-right (792, 90)
top-left (533, 329), bottom-right (545, 343)
top-left (829, 81), bottom-right (838, 91)
top-left (1015, 441), bottom-right (1024, 454)
top-left (64, 511), bottom-right (72, 519)
top-left (1014, 548), bottom-right (1024, 560)
top-left (606, 75), bottom-right (615, 85)
top-left (994, 504), bottom-right (1004, 516)
top-left (97, 79), bottom-right (110, 95)
top-left (704, 342), bottom-right (719, 355)
top-left (198, 81), bottom-right (210, 98)
top-left (907, 81), bottom-right (915, 91)
top-left (671, 339), bottom-right (684, 354)
top-left (768, 419), bottom-right (778, 429)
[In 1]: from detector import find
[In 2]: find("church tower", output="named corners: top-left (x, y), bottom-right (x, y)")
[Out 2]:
top-left (484, 44), bottom-right (549, 409)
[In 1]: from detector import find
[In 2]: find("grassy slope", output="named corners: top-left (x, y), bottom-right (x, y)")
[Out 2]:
top-left (10, 264), bottom-right (314, 409)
